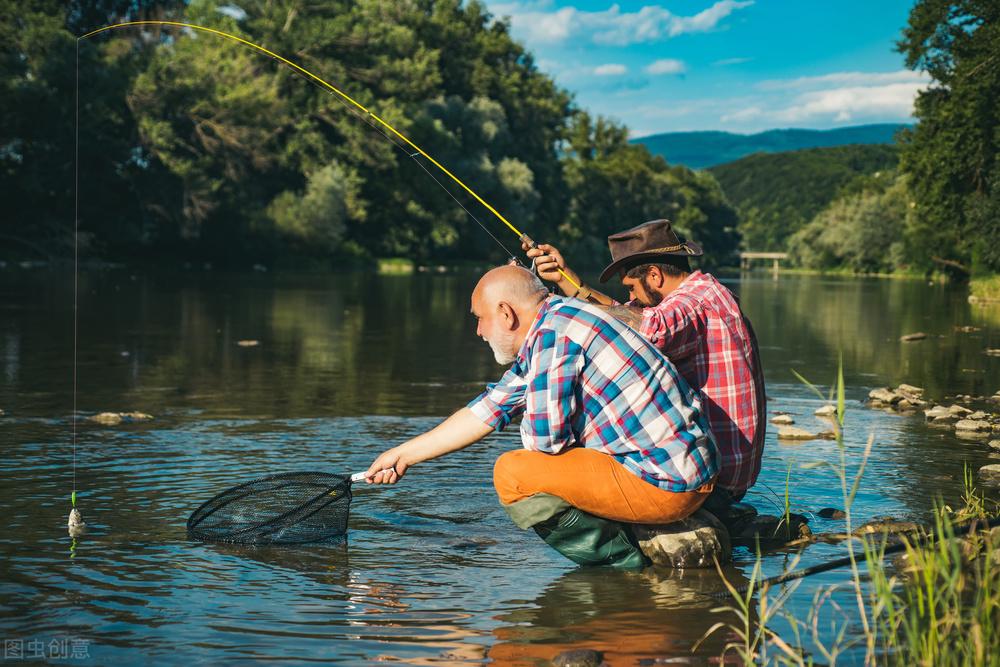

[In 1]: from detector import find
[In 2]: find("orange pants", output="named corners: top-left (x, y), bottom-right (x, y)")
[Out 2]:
top-left (493, 448), bottom-right (713, 524)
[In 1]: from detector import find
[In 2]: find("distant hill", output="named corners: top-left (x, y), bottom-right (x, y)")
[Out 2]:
top-left (709, 144), bottom-right (900, 252)
top-left (633, 124), bottom-right (907, 170)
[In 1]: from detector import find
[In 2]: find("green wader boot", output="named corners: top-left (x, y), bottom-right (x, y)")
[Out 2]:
top-left (503, 493), bottom-right (649, 569)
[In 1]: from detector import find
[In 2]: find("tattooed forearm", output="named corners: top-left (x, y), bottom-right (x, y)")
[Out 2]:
top-left (599, 304), bottom-right (644, 330)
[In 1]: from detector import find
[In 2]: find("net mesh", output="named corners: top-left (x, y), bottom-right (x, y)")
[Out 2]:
top-left (187, 472), bottom-right (353, 545)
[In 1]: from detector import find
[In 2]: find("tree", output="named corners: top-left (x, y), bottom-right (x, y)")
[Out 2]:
top-left (788, 174), bottom-right (911, 273)
top-left (898, 0), bottom-right (1000, 275)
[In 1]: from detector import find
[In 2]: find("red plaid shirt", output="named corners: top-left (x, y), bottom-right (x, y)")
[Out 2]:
top-left (635, 271), bottom-right (765, 493)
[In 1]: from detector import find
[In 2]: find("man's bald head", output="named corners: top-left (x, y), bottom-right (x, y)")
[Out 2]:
top-left (471, 265), bottom-right (548, 365)
top-left (473, 265), bottom-right (548, 310)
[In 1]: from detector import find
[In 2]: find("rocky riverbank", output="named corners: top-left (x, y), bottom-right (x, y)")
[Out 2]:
top-left (865, 383), bottom-right (1000, 486)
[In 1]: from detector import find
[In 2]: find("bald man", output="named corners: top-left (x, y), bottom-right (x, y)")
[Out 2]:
top-left (366, 266), bottom-right (718, 568)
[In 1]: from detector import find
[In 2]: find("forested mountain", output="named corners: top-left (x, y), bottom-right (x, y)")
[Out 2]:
top-left (633, 124), bottom-right (906, 170)
top-left (710, 144), bottom-right (900, 252)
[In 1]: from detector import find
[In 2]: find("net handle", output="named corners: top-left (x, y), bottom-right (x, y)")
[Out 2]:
top-left (350, 467), bottom-right (395, 483)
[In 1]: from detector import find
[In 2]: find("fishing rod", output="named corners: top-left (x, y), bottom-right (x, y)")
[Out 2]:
top-left (76, 20), bottom-right (577, 284)
top-left (69, 19), bottom-right (581, 531)
top-left (710, 511), bottom-right (1000, 600)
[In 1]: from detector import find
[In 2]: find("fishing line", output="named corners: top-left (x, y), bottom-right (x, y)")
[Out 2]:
top-left (72, 40), bottom-right (79, 504)
top-left (309, 76), bottom-right (519, 262)
top-left (76, 20), bottom-right (576, 284)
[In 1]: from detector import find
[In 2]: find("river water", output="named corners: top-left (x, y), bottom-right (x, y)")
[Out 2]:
top-left (1, 268), bottom-right (998, 665)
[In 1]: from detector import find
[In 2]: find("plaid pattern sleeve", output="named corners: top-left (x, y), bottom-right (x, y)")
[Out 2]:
top-left (470, 296), bottom-right (719, 492)
top-left (467, 365), bottom-right (528, 431)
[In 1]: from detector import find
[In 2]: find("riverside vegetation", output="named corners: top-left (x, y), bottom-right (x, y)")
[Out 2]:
top-left (714, 0), bottom-right (1000, 286)
top-left (704, 368), bottom-right (1000, 666)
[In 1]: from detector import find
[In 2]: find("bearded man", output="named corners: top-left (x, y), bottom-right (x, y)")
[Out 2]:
top-left (524, 219), bottom-right (765, 520)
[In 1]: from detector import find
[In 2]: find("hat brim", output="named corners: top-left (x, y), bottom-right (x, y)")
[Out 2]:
top-left (598, 241), bottom-right (703, 283)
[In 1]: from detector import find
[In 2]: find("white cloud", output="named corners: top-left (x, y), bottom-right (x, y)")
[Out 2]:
top-left (757, 69), bottom-right (929, 91)
top-left (645, 59), bottom-right (686, 75)
top-left (721, 79), bottom-right (928, 125)
top-left (714, 56), bottom-right (752, 66)
top-left (492, 1), bottom-right (754, 46)
top-left (772, 82), bottom-right (926, 123)
top-left (669, 0), bottom-right (753, 36)
top-left (594, 63), bottom-right (628, 76)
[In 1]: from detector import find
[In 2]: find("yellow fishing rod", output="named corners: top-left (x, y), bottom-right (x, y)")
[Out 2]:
top-left (77, 20), bottom-right (581, 288)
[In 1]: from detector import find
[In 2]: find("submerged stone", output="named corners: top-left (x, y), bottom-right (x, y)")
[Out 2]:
top-left (770, 414), bottom-right (794, 425)
top-left (814, 405), bottom-right (837, 417)
top-left (979, 464), bottom-right (1000, 486)
top-left (900, 332), bottom-right (927, 342)
top-left (88, 411), bottom-right (153, 425)
top-left (924, 405), bottom-right (954, 422)
top-left (869, 387), bottom-right (901, 404)
top-left (553, 649), bottom-right (604, 667)
top-left (955, 419), bottom-right (992, 432)
top-left (777, 426), bottom-right (835, 441)
top-left (730, 513), bottom-right (812, 546)
top-left (817, 507), bottom-right (846, 520)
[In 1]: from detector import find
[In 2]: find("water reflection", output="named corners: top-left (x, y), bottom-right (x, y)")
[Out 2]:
top-left (489, 567), bottom-right (751, 665)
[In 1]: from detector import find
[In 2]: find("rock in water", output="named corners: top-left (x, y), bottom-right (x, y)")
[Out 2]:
top-left (869, 387), bottom-right (902, 404)
top-left (87, 411), bottom-right (153, 425)
top-left (924, 405), bottom-right (954, 422)
top-left (814, 405), bottom-right (837, 417)
top-left (897, 383), bottom-right (924, 398)
top-left (89, 412), bottom-right (123, 425)
top-left (632, 510), bottom-right (731, 569)
top-left (770, 414), bottom-right (794, 425)
top-left (553, 649), bottom-right (604, 667)
top-left (980, 465), bottom-right (1000, 486)
top-left (989, 440), bottom-right (1000, 452)
top-left (900, 332), bottom-right (927, 342)
top-left (955, 419), bottom-right (992, 432)
top-left (818, 507), bottom-right (846, 519)
top-left (777, 426), bottom-right (835, 441)
top-left (730, 513), bottom-right (812, 546)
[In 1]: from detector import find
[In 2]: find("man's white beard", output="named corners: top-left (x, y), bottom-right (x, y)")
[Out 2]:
top-left (487, 333), bottom-right (518, 365)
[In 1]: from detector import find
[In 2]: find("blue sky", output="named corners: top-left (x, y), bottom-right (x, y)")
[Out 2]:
top-left (482, 0), bottom-right (925, 136)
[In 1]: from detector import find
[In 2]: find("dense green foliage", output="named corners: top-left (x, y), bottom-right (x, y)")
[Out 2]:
top-left (788, 172), bottom-right (911, 273)
top-left (0, 0), bottom-right (738, 268)
top-left (635, 124), bottom-right (905, 170)
top-left (710, 144), bottom-right (900, 252)
top-left (898, 0), bottom-right (1000, 276)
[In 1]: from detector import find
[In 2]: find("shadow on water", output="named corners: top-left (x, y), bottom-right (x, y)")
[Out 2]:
top-left (0, 268), bottom-right (998, 663)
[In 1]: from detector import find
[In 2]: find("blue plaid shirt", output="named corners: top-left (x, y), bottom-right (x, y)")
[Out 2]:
top-left (468, 295), bottom-right (718, 492)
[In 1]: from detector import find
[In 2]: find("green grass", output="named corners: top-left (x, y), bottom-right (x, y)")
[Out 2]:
top-left (376, 257), bottom-right (415, 275)
top-left (703, 361), bottom-right (1000, 666)
top-left (971, 274), bottom-right (1000, 302)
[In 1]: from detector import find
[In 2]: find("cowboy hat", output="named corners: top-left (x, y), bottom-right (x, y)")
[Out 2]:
top-left (598, 219), bottom-right (703, 283)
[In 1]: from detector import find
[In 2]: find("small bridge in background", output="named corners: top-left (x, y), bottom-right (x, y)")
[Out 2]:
top-left (740, 251), bottom-right (788, 274)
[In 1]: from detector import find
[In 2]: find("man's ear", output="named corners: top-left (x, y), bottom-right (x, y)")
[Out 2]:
top-left (647, 266), bottom-right (666, 289)
top-left (497, 301), bottom-right (518, 330)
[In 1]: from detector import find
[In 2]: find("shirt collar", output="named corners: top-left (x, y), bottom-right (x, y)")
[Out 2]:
top-left (512, 294), bottom-right (559, 365)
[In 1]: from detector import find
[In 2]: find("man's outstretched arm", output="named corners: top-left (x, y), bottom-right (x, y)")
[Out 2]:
top-left (365, 408), bottom-right (494, 484)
